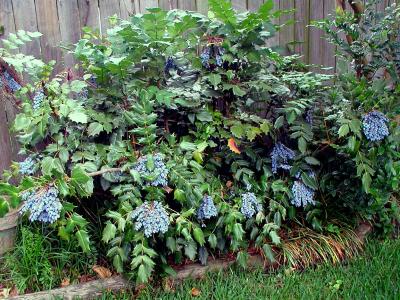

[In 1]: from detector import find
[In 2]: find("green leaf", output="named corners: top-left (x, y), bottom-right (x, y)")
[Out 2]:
top-left (232, 223), bottom-right (244, 241)
top-left (71, 167), bottom-right (90, 184)
top-left (70, 80), bottom-right (87, 93)
top-left (184, 240), bottom-right (197, 260)
top-left (338, 124), bottom-right (349, 137)
top-left (269, 230), bottom-right (281, 245)
top-left (301, 172), bottom-right (318, 190)
top-left (174, 189), bottom-right (185, 202)
top-left (232, 85), bottom-right (246, 97)
top-left (193, 227), bottom-right (205, 246)
top-left (231, 124), bottom-right (244, 138)
top-left (69, 110), bottom-right (88, 124)
top-left (362, 172), bottom-right (372, 193)
top-left (41, 157), bottom-right (54, 176)
top-left (0, 198), bottom-right (10, 218)
top-left (208, 233), bottom-right (217, 249)
top-left (207, 73), bottom-right (221, 87)
top-left (87, 122), bottom-right (104, 137)
top-left (76, 229), bottom-right (91, 253)
top-left (305, 156), bottom-right (320, 165)
top-left (298, 137), bottom-right (307, 154)
top-left (102, 221), bottom-right (117, 243)
top-left (274, 116), bottom-right (284, 129)
top-left (262, 244), bottom-right (276, 263)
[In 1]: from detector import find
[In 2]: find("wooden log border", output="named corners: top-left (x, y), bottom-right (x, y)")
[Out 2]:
top-left (9, 222), bottom-right (373, 300)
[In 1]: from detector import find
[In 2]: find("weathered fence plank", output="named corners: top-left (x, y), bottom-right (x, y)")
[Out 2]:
top-left (248, 0), bottom-right (264, 12)
top-left (57, 0), bottom-right (82, 69)
top-left (77, 0), bottom-right (101, 30)
top-left (11, 0), bottom-right (41, 58)
top-left (294, 0), bottom-right (309, 61)
top-left (308, 0), bottom-right (324, 68)
top-left (0, 0), bottom-right (17, 38)
top-left (279, 0), bottom-right (295, 54)
top-left (98, 0), bottom-right (122, 33)
top-left (178, 0), bottom-right (196, 10)
top-left (35, 0), bottom-right (63, 73)
top-left (139, 0), bottom-right (159, 13)
top-left (0, 96), bottom-right (13, 175)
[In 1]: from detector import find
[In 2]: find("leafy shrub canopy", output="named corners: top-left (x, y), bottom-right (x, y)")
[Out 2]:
top-left (0, 0), bottom-right (399, 283)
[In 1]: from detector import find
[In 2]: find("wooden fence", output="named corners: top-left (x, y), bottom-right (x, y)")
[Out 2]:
top-left (0, 0), bottom-right (394, 174)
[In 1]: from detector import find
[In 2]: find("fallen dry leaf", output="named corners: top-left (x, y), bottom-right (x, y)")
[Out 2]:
top-left (9, 286), bottom-right (18, 297)
top-left (226, 181), bottom-right (233, 188)
top-left (92, 265), bottom-right (112, 279)
top-left (191, 287), bottom-right (201, 297)
top-left (0, 288), bottom-right (11, 298)
top-left (60, 278), bottom-right (70, 288)
top-left (228, 138), bottom-right (241, 154)
top-left (163, 278), bottom-right (175, 293)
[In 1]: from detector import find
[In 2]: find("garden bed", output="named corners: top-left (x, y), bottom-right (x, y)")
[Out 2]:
top-left (7, 223), bottom-right (372, 300)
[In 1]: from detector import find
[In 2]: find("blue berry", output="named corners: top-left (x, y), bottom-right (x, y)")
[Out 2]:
top-left (20, 186), bottom-right (62, 223)
top-left (132, 153), bottom-right (168, 187)
top-left (270, 142), bottom-right (295, 174)
top-left (362, 111), bottom-right (389, 142)
top-left (18, 156), bottom-right (37, 175)
top-left (200, 46), bottom-right (211, 68)
top-left (240, 192), bottom-right (262, 219)
top-left (215, 46), bottom-right (224, 67)
top-left (291, 180), bottom-right (316, 207)
top-left (305, 108), bottom-right (313, 125)
top-left (2, 71), bottom-right (21, 93)
top-left (32, 89), bottom-right (45, 110)
top-left (197, 195), bottom-right (218, 221)
top-left (164, 57), bottom-right (177, 73)
top-left (131, 201), bottom-right (170, 237)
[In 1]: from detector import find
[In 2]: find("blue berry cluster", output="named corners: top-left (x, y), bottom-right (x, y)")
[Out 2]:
top-left (197, 195), bottom-right (218, 221)
top-left (132, 153), bottom-right (168, 187)
top-left (240, 192), bottom-right (262, 218)
top-left (200, 45), bottom-right (224, 68)
top-left (20, 186), bottom-right (62, 223)
top-left (32, 89), bottom-right (45, 110)
top-left (270, 142), bottom-right (295, 173)
top-left (18, 156), bottom-right (37, 175)
top-left (305, 108), bottom-right (313, 125)
top-left (362, 111), bottom-right (389, 142)
top-left (1, 71), bottom-right (21, 93)
top-left (291, 180), bottom-right (316, 207)
top-left (131, 201), bottom-right (170, 237)
top-left (164, 57), bottom-right (178, 73)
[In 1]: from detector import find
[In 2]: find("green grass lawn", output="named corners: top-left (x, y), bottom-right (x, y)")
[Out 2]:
top-left (129, 238), bottom-right (400, 300)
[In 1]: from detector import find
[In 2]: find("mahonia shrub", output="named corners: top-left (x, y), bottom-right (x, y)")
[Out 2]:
top-left (0, 0), bottom-right (398, 283)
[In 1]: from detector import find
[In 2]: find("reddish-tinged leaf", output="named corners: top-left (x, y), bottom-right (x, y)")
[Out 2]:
top-left (191, 287), bottom-right (201, 297)
top-left (228, 138), bottom-right (241, 154)
top-left (92, 265), bottom-right (112, 279)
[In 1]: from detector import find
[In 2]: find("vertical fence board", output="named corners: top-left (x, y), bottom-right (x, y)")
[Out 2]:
top-left (0, 0), bottom-right (17, 38)
top-left (35, 0), bottom-right (63, 73)
top-left (196, 0), bottom-right (208, 14)
top-left (308, 0), bottom-right (324, 68)
top-left (266, 0), bottom-right (280, 47)
top-left (231, 0), bottom-right (247, 11)
top-left (57, 0), bottom-right (81, 69)
top-left (0, 97), bottom-right (13, 174)
top-left (139, 0), bottom-right (159, 13)
top-left (160, 0), bottom-right (178, 10)
top-left (322, 0), bottom-right (336, 73)
top-left (279, 0), bottom-right (295, 55)
top-left (11, 0), bottom-right (41, 58)
top-left (247, 0), bottom-right (263, 12)
top-left (120, 0), bottom-right (134, 19)
top-left (99, 0), bottom-right (122, 33)
top-left (78, 0), bottom-right (101, 30)
top-left (177, 0), bottom-right (196, 10)
top-left (294, 0), bottom-right (309, 62)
